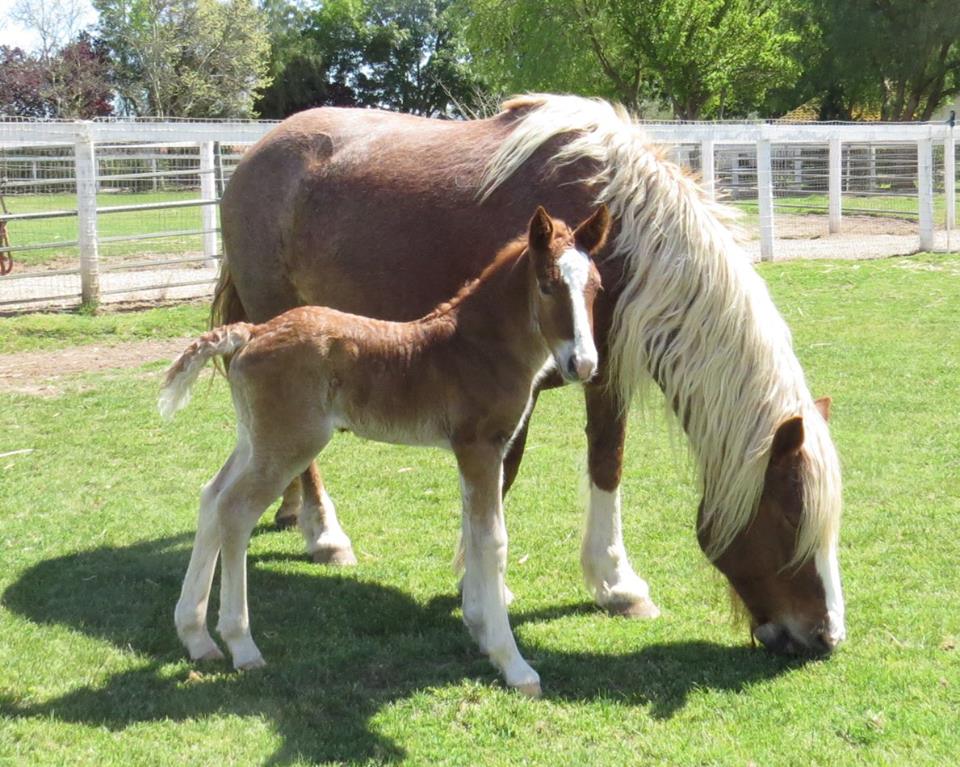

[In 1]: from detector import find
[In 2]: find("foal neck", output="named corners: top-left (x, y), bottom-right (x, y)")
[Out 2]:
top-left (426, 238), bottom-right (539, 347)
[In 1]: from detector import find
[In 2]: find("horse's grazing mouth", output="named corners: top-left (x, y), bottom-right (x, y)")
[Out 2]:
top-left (754, 622), bottom-right (837, 657)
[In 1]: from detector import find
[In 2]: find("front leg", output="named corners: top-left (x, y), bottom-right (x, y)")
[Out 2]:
top-left (581, 381), bottom-right (660, 618)
top-left (455, 442), bottom-right (540, 697)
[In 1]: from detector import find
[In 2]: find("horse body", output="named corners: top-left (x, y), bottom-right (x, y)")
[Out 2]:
top-left (216, 94), bottom-right (846, 656)
top-left (163, 207), bottom-right (609, 694)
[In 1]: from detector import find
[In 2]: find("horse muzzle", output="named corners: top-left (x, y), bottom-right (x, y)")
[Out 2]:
top-left (754, 619), bottom-right (845, 657)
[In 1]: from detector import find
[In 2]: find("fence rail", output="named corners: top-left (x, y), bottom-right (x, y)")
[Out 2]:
top-left (0, 118), bottom-right (957, 311)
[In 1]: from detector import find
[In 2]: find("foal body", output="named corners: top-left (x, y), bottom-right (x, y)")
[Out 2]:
top-left (161, 206), bottom-right (609, 695)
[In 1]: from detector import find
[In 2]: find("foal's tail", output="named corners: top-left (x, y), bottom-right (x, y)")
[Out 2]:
top-left (158, 323), bottom-right (254, 419)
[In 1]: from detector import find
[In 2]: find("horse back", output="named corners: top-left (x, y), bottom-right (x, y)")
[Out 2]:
top-left (220, 107), bottom-right (608, 324)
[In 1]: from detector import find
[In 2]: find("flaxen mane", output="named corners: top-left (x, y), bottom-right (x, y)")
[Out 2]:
top-left (482, 94), bottom-right (841, 564)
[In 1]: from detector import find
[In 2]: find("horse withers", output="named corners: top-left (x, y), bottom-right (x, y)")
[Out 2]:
top-left (160, 205), bottom-right (611, 696)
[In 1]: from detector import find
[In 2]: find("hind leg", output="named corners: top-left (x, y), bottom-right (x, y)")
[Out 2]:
top-left (175, 450), bottom-right (240, 662)
top-left (216, 426), bottom-right (333, 670)
top-left (298, 463), bottom-right (357, 565)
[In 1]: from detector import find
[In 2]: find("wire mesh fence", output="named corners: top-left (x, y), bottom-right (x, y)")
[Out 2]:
top-left (0, 118), bottom-right (957, 312)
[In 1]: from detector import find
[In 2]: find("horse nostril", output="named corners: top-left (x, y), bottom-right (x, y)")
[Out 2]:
top-left (566, 357), bottom-right (579, 379)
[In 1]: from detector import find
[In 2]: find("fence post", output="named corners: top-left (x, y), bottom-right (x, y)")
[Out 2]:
top-left (74, 123), bottom-right (100, 307)
top-left (829, 137), bottom-right (842, 233)
top-left (757, 137), bottom-right (775, 261)
top-left (918, 137), bottom-right (934, 251)
top-left (200, 141), bottom-right (218, 269)
top-left (945, 131), bottom-right (956, 231)
top-left (700, 139), bottom-right (715, 200)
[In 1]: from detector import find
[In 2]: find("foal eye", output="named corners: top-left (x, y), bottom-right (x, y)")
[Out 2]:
top-left (539, 283), bottom-right (554, 296)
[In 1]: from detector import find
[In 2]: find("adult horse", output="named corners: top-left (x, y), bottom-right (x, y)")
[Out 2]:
top-left (215, 94), bottom-right (845, 655)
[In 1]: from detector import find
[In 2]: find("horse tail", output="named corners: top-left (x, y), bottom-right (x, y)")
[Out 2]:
top-left (158, 323), bottom-right (254, 419)
top-left (210, 250), bottom-right (248, 375)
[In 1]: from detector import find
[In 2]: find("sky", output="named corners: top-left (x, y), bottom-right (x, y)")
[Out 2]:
top-left (0, 0), bottom-right (98, 52)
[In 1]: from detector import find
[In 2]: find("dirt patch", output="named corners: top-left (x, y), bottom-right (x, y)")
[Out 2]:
top-left (0, 337), bottom-right (194, 396)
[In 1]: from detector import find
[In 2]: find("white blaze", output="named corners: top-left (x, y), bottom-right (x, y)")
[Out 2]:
top-left (815, 542), bottom-right (846, 645)
top-left (557, 246), bottom-right (597, 378)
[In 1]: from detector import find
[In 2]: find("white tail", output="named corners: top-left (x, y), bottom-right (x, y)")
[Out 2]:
top-left (158, 323), bottom-right (254, 419)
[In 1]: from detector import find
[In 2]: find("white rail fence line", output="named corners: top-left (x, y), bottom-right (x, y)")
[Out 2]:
top-left (0, 118), bottom-right (957, 310)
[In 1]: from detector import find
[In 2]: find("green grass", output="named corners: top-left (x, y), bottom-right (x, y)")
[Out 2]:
top-left (737, 191), bottom-right (960, 222)
top-left (0, 302), bottom-right (208, 354)
top-left (1, 255), bottom-right (958, 765)
top-left (3, 190), bottom-right (212, 267)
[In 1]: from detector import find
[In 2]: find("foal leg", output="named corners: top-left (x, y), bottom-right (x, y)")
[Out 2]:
top-left (456, 443), bottom-right (540, 697)
top-left (298, 463), bottom-right (357, 565)
top-left (175, 450), bottom-right (242, 662)
top-left (580, 382), bottom-right (660, 618)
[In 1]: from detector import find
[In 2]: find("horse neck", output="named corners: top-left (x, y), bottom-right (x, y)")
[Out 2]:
top-left (431, 248), bottom-right (545, 372)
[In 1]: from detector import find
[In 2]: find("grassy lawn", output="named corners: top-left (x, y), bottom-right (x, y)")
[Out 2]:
top-left (737, 192), bottom-right (960, 222)
top-left (0, 255), bottom-right (958, 765)
top-left (2, 191), bottom-right (212, 267)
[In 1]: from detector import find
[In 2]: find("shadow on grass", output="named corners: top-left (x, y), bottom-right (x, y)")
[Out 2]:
top-left (2, 534), bottom-right (806, 764)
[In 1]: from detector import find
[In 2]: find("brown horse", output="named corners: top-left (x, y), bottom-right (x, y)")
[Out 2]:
top-left (162, 206), bottom-right (611, 695)
top-left (214, 94), bottom-right (846, 656)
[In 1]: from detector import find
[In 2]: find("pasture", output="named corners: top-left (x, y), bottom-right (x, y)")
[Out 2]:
top-left (0, 254), bottom-right (958, 765)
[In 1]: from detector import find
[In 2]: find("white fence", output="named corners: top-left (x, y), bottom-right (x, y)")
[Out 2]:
top-left (1, 118), bottom-right (957, 311)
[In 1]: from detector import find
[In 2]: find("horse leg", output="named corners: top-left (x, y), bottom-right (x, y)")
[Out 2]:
top-left (175, 450), bottom-right (243, 662)
top-left (455, 443), bottom-right (540, 697)
top-left (580, 381), bottom-right (660, 618)
top-left (298, 462), bottom-right (357, 565)
top-left (216, 432), bottom-right (324, 670)
top-left (274, 474), bottom-right (303, 529)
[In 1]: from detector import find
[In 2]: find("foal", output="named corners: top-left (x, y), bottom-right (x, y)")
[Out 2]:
top-left (160, 205), bottom-right (610, 696)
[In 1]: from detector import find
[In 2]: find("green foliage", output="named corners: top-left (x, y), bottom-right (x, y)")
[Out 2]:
top-left (461, 0), bottom-right (801, 118)
top-left (93, 0), bottom-right (271, 117)
top-left (257, 0), bottom-right (486, 118)
top-left (803, 0), bottom-right (960, 121)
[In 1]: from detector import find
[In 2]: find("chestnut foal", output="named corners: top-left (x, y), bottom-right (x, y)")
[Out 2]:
top-left (160, 205), bottom-right (610, 696)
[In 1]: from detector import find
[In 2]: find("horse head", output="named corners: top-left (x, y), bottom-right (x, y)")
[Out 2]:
top-left (698, 397), bottom-right (845, 656)
top-left (526, 204), bottom-right (609, 382)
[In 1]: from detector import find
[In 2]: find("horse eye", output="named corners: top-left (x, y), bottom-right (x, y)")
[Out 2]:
top-left (539, 282), bottom-right (554, 296)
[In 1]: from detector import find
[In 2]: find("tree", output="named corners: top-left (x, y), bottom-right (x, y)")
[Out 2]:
top-left (7, 0), bottom-right (88, 61)
top-left (93, 0), bottom-right (271, 117)
top-left (461, 0), bottom-right (801, 119)
top-left (44, 34), bottom-right (113, 118)
top-left (804, 0), bottom-right (960, 121)
top-left (257, 0), bottom-right (486, 118)
top-left (0, 39), bottom-right (112, 118)
top-left (0, 46), bottom-right (47, 117)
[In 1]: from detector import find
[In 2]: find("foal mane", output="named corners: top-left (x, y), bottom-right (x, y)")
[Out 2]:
top-left (422, 235), bottom-right (528, 321)
top-left (482, 94), bottom-right (841, 565)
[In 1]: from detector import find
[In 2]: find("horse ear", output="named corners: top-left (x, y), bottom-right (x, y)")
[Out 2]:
top-left (528, 206), bottom-right (554, 251)
top-left (574, 203), bottom-right (611, 256)
top-left (771, 415), bottom-right (804, 464)
top-left (814, 396), bottom-right (832, 422)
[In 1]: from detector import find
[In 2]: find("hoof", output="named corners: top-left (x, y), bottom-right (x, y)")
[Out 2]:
top-left (311, 546), bottom-right (358, 566)
top-left (274, 513), bottom-right (299, 530)
top-left (195, 646), bottom-right (225, 662)
top-left (513, 680), bottom-right (542, 698)
top-left (235, 656), bottom-right (267, 671)
top-left (605, 597), bottom-right (661, 619)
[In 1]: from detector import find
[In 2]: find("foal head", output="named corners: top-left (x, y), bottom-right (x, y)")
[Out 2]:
top-left (698, 398), bottom-right (845, 656)
top-left (526, 205), bottom-right (609, 382)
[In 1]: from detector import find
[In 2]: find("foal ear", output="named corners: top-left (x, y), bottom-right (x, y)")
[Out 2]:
top-left (770, 415), bottom-right (804, 464)
top-left (814, 396), bottom-right (832, 422)
top-left (528, 206), bottom-right (554, 251)
top-left (574, 204), bottom-right (611, 256)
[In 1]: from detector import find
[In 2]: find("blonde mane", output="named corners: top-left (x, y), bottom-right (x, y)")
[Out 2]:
top-left (482, 94), bottom-right (841, 564)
